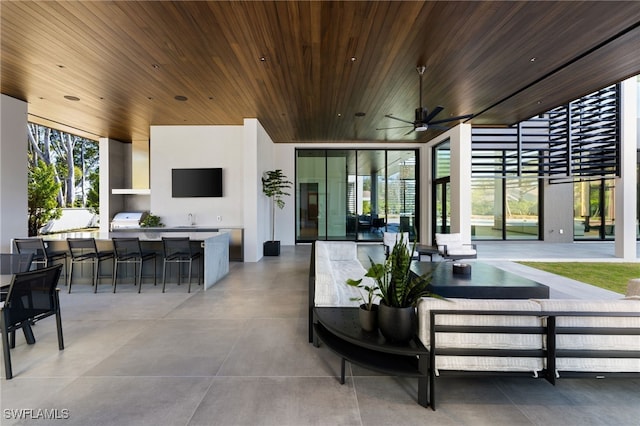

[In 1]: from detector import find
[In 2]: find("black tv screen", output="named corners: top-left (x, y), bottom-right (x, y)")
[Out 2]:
top-left (172, 168), bottom-right (223, 197)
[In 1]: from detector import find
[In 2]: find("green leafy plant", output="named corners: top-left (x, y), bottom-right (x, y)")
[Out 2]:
top-left (140, 213), bottom-right (164, 228)
top-left (346, 277), bottom-right (379, 311)
top-left (28, 160), bottom-right (62, 236)
top-left (365, 234), bottom-right (433, 308)
top-left (261, 169), bottom-right (292, 241)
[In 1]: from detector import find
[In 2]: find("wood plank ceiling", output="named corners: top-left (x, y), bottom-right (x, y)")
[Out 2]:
top-left (2, 1), bottom-right (640, 144)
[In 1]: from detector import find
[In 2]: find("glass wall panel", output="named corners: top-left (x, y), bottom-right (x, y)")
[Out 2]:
top-left (573, 179), bottom-right (616, 240)
top-left (505, 178), bottom-right (539, 239)
top-left (326, 150), bottom-right (352, 240)
top-left (387, 151), bottom-right (416, 238)
top-left (296, 149), bottom-right (418, 242)
top-left (296, 150), bottom-right (326, 241)
top-left (471, 177), bottom-right (503, 239)
top-left (432, 141), bottom-right (451, 239)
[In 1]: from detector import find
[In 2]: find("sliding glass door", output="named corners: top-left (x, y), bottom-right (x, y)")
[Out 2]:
top-left (296, 149), bottom-right (418, 242)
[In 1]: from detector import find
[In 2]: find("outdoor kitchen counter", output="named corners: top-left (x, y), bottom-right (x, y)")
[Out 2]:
top-left (41, 230), bottom-right (232, 289)
top-left (42, 226), bottom-right (244, 262)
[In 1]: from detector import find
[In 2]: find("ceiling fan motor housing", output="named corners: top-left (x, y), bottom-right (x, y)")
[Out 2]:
top-left (414, 107), bottom-right (428, 131)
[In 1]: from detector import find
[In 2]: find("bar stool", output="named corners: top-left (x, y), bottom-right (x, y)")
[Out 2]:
top-left (161, 237), bottom-right (201, 293)
top-left (67, 238), bottom-right (114, 293)
top-left (112, 238), bottom-right (156, 293)
top-left (13, 238), bottom-right (67, 279)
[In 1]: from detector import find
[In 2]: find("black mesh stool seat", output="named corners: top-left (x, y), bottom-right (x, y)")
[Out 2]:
top-left (112, 238), bottom-right (157, 293)
top-left (13, 238), bottom-right (67, 280)
top-left (1, 264), bottom-right (64, 379)
top-left (162, 237), bottom-right (201, 293)
top-left (67, 238), bottom-right (114, 293)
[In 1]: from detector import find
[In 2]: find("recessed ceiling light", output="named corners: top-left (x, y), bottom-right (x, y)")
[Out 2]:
top-left (351, 57), bottom-right (357, 62)
top-left (355, 112), bottom-right (366, 117)
top-left (259, 56), bottom-right (266, 62)
top-left (530, 57), bottom-right (537, 62)
top-left (152, 64), bottom-right (160, 69)
top-left (64, 95), bottom-right (80, 101)
top-left (174, 95), bottom-right (188, 101)
top-left (337, 113), bottom-right (342, 117)
top-left (147, 97), bottom-right (153, 100)
top-left (57, 64), bottom-right (65, 69)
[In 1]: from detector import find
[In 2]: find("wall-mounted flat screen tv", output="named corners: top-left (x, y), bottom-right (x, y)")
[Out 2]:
top-left (172, 168), bottom-right (223, 197)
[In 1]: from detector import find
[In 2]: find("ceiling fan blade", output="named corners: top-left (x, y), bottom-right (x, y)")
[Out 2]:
top-left (404, 127), bottom-right (416, 136)
top-left (375, 125), bottom-right (413, 130)
top-left (384, 114), bottom-right (415, 125)
top-left (429, 113), bottom-right (474, 125)
top-left (429, 124), bottom-right (450, 130)
top-left (423, 106), bottom-right (444, 123)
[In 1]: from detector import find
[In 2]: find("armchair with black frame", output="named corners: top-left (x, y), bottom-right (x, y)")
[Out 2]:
top-left (1, 264), bottom-right (64, 379)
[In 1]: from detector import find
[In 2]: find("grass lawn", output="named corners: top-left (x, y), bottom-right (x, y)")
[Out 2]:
top-left (518, 262), bottom-right (640, 295)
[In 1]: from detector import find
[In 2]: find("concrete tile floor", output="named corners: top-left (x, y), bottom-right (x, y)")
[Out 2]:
top-left (1, 243), bottom-right (639, 426)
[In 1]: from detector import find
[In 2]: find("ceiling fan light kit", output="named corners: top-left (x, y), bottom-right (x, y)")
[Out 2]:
top-left (379, 65), bottom-right (473, 135)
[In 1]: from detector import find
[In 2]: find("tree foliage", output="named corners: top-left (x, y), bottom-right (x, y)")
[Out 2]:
top-left (27, 123), bottom-right (99, 209)
top-left (25, 123), bottom-right (100, 234)
top-left (28, 160), bottom-right (62, 236)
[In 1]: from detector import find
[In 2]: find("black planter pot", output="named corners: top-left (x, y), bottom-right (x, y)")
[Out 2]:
top-left (263, 241), bottom-right (281, 256)
top-left (378, 303), bottom-right (416, 343)
top-left (358, 304), bottom-right (378, 332)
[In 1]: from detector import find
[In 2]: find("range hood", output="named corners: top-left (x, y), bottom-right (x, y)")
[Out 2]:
top-left (111, 140), bottom-right (151, 195)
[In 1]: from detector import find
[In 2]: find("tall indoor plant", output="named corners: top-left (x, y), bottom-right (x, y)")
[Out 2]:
top-left (261, 169), bottom-right (292, 256)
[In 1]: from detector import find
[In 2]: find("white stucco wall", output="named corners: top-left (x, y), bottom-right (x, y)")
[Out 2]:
top-left (0, 95), bottom-right (28, 250)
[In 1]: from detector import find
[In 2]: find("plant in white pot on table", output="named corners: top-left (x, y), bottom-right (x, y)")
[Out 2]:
top-left (261, 169), bottom-right (292, 256)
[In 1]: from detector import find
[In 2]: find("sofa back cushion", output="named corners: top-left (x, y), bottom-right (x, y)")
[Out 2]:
top-left (314, 241), bottom-right (368, 307)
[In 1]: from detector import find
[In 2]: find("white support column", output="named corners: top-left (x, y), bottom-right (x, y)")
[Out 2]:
top-left (615, 77), bottom-right (638, 259)
top-left (0, 95), bottom-right (28, 251)
top-left (449, 123), bottom-right (473, 243)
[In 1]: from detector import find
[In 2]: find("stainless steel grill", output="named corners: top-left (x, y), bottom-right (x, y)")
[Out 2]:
top-left (110, 211), bottom-right (148, 230)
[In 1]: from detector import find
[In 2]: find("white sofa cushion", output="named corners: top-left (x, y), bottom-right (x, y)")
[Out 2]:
top-left (435, 233), bottom-right (477, 256)
top-left (418, 298), bottom-right (544, 374)
top-left (314, 241), bottom-right (374, 307)
top-left (535, 299), bottom-right (640, 373)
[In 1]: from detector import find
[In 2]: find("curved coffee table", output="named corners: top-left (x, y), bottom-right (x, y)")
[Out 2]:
top-left (313, 307), bottom-right (429, 408)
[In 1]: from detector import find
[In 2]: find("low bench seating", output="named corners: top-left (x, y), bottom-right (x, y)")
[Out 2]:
top-left (308, 242), bottom-right (640, 410)
top-left (309, 241), bottom-right (375, 342)
top-left (418, 297), bottom-right (640, 409)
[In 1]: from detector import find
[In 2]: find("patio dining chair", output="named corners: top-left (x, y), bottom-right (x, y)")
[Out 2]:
top-left (1, 264), bottom-right (64, 379)
top-left (0, 253), bottom-right (33, 276)
top-left (112, 238), bottom-right (156, 293)
top-left (67, 238), bottom-right (114, 293)
top-left (13, 238), bottom-right (67, 280)
top-left (161, 237), bottom-right (201, 293)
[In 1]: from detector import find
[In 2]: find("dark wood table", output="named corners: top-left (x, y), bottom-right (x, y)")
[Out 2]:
top-left (313, 307), bottom-right (429, 408)
top-left (411, 261), bottom-right (549, 299)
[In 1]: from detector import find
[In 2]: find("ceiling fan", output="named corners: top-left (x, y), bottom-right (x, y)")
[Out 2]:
top-left (377, 66), bottom-right (474, 134)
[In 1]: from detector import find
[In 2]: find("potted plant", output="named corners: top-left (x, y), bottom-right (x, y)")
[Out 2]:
top-left (364, 234), bottom-right (434, 342)
top-left (261, 169), bottom-right (292, 256)
top-left (346, 276), bottom-right (379, 332)
top-left (140, 212), bottom-right (164, 228)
